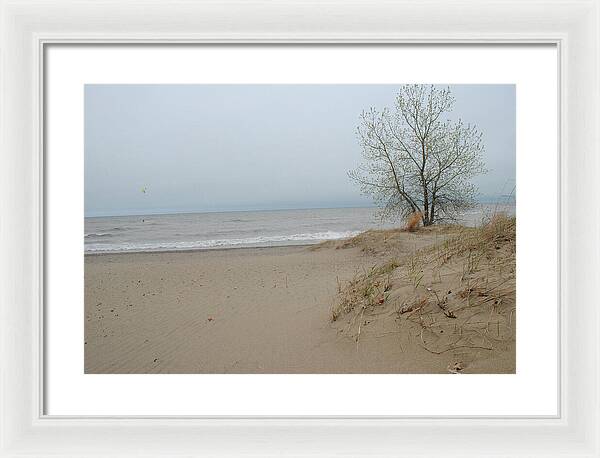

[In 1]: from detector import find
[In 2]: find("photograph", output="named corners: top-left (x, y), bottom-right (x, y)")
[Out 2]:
top-left (84, 83), bottom-right (516, 374)
top-left (7, 0), bottom-right (599, 452)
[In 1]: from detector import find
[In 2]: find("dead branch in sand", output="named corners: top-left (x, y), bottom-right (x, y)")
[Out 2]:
top-left (419, 328), bottom-right (494, 355)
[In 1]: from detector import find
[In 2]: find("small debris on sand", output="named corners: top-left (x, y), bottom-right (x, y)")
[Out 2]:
top-left (447, 361), bottom-right (464, 374)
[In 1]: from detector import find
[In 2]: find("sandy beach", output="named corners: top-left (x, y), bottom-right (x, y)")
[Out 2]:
top-left (83, 83), bottom-right (516, 375)
top-left (85, 221), bottom-right (516, 374)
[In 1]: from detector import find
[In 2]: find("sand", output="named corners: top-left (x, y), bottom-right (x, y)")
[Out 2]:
top-left (85, 227), bottom-right (515, 374)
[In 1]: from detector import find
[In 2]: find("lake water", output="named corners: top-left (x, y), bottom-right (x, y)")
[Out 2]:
top-left (84, 203), bottom-right (515, 254)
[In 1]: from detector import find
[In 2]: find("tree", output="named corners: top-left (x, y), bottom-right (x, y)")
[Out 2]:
top-left (349, 85), bottom-right (486, 226)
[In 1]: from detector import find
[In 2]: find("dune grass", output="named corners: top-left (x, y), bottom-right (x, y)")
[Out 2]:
top-left (330, 213), bottom-right (516, 356)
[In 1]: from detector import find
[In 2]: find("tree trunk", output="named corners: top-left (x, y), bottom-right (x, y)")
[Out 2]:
top-left (422, 180), bottom-right (430, 226)
top-left (421, 208), bottom-right (430, 226)
top-left (429, 195), bottom-right (436, 225)
top-left (420, 142), bottom-right (430, 226)
top-left (422, 197), bottom-right (429, 226)
top-left (422, 210), bottom-right (432, 226)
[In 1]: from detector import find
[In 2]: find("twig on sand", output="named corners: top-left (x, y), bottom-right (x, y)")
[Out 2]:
top-left (374, 330), bottom-right (402, 338)
top-left (509, 307), bottom-right (516, 326)
top-left (418, 328), bottom-right (493, 355)
top-left (355, 307), bottom-right (366, 351)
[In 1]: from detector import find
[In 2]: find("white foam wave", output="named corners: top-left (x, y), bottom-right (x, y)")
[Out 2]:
top-left (85, 230), bottom-right (361, 253)
top-left (85, 232), bottom-right (114, 238)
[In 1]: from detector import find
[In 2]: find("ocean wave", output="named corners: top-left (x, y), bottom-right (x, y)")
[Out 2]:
top-left (84, 230), bottom-right (361, 253)
top-left (85, 232), bottom-right (115, 238)
top-left (85, 226), bottom-right (128, 238)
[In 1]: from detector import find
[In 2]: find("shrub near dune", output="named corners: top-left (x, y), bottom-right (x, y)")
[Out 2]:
top-left (405, 212), bottom-right (423, 232)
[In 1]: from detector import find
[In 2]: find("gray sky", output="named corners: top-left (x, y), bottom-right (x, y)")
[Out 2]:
top-left (85, 84), bottom-right (515, 217)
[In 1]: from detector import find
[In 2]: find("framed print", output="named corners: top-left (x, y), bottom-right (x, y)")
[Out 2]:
top-left (1, 0), bottom-right (599, 457)
top-left (45, 44), bottom-right (554, 417)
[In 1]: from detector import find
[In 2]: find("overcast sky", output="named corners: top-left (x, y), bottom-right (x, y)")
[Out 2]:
top-left (85, 84), bottom-right (515, 217)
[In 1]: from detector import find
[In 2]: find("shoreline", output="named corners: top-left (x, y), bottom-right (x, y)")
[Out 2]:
top-left (84, 204), bottom-right (516, 257)
top-left (84, 242), bottom-right (318, 257)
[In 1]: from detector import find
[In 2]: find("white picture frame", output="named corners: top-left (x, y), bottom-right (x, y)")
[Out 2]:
top-left (0, 0), bottom-right (598, 456)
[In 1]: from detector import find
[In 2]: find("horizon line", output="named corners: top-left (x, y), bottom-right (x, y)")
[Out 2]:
top-left (84, 196), bottom-right (515, 219)
top-left (84, 204), bottom-right (377, 219)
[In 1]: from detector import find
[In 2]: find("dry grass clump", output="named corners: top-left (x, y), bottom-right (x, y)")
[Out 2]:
top-left (331, 260), bottom-right (398, 322)
top-left (433, 213), bottom-right (515, 265)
